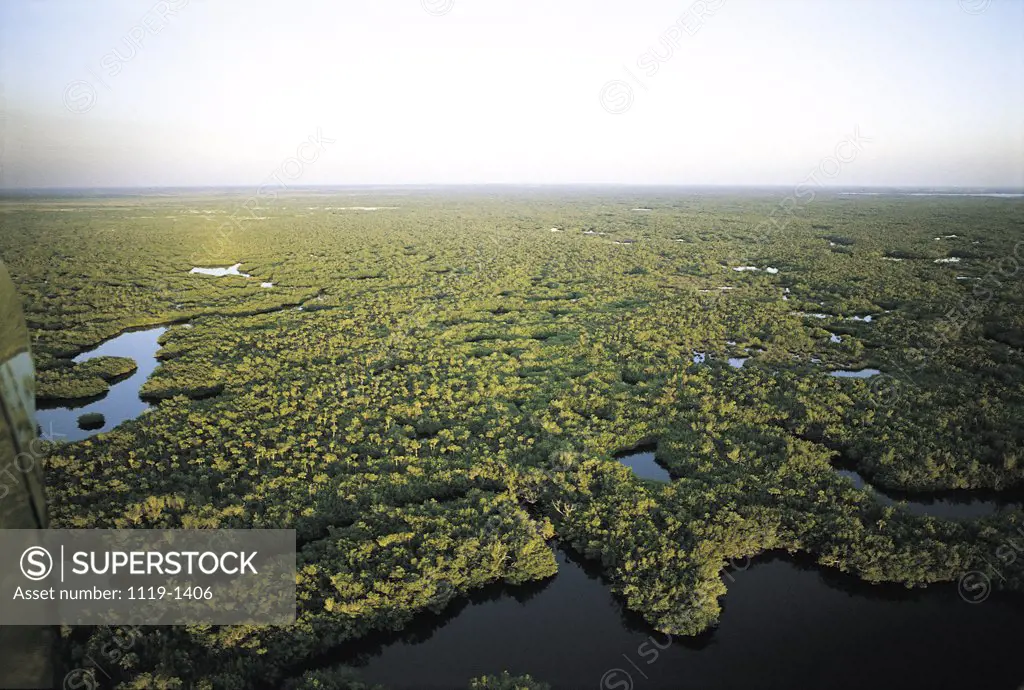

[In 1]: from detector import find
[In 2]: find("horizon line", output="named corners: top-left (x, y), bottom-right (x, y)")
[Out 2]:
top-left (2, 183), bottom-right (1023, 195)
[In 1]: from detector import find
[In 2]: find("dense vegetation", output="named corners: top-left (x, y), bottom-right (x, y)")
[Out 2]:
top-left (37, 355), bottom-right (137, 402)
top-left (1, 189), bottom-right (1022, 688)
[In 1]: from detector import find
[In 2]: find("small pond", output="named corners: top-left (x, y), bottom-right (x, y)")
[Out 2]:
top-left (615, 445), bottom-right (672, 482)
top-left (190, 263), bottom-right (251, 277)
top-left (731, 266), bottom-right (779, 274)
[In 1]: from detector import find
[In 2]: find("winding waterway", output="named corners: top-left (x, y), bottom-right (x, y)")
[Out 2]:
top-left (35, 326), bottom-right (167, 442)
top-left (838, 468), bottom-right (1022, 520)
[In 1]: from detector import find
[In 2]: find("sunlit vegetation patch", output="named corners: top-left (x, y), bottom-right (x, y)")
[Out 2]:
top-left (141, 377), bottom-right (225, 402)
top-left (83, 355), bottom-right (138, 380)
top-left (36, 368), bottom-right (109, 402)
top-left (36, 356), bottom-right (137, 402)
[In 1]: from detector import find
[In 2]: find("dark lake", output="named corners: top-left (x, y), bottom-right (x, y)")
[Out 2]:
top-left (35, 326), bottom-right (166, 442)
top-left (838, 469), bottom-right (1022, 520)
top-left (320, 548), bottom-right (1024, 690)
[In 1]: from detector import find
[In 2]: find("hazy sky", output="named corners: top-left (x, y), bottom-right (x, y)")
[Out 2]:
top-left (1, 0), bottom-right (1022, 188)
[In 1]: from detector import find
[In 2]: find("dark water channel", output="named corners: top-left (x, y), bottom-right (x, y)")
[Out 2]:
top-left (316, 548), bottom-right (1024, 690)
top-left (838, 469), bottom-right (1022, 520)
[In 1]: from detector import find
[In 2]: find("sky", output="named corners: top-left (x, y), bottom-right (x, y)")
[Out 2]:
top-left (0, 0), bottom-right (1022, 189)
